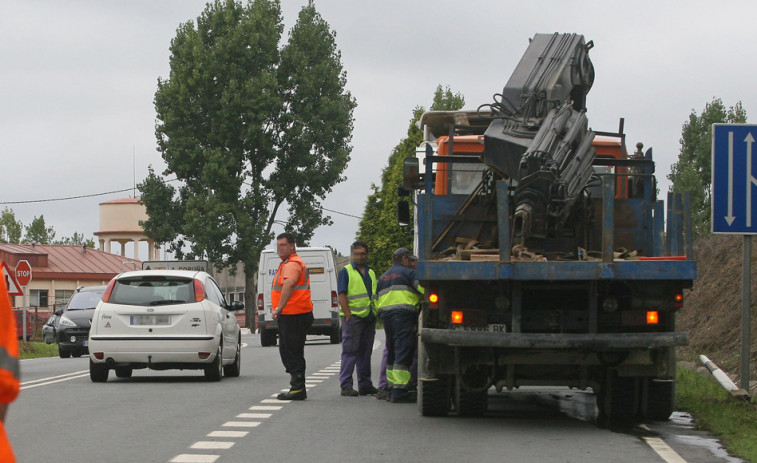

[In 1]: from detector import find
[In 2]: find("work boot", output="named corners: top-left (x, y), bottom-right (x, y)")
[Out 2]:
top-left (341, 388), bottom-right (359, 397)
top-left (358, 386), bottom-right (378, 395)
top-left (375, 387), bottom-right (388, 400)
top-left (277, 388), bottom-right (307, 400)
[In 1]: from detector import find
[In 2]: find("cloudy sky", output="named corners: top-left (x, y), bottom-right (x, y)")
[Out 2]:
top-left (1, 0), bottom-right (755, 257)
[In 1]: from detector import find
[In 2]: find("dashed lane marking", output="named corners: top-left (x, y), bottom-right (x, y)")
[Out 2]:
top-left (170, 454), bottom-right (219, 463)
top-left (207, 431), bottom-right (248, 438)
top-left (190, 441), bottom-right (235, 450)
top-left (236, 413), bottom-right (272, 419)
top-left (222, 421), bottom-right (261, 428)
top-left (249, 405), bottom-right (283, 410)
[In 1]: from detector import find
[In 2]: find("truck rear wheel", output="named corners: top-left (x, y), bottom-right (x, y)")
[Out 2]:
top-left (454, 370), bottom-right (489, 417)
top-left (640, 378), bottom-right (674, 421)
top-left (260, 328), bottom-right (277, 347)
top-left (419, 376), bottom-right (451, 416)
top-left (597, 371), bottom-right (639, 422)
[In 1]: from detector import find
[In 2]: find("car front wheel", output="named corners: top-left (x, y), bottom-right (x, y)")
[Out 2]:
top-left (90, 359), bottom-right (109, 383)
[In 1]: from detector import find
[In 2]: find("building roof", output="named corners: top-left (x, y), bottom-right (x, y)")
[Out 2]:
top-left (0, 244), bottom-right (141, 281)
top-left (100, 197), bottom-right (140, 205)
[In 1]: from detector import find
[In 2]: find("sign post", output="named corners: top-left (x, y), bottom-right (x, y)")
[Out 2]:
top-left (712, 123), bottom-right (757, 392)
top-left (15, 260), bottom-right (32, 341)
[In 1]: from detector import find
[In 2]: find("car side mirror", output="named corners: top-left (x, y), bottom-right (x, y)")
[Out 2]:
top-left (229, 301), bottom-right (244, 311)
top-left (397, 200), bottom-right (410, 227)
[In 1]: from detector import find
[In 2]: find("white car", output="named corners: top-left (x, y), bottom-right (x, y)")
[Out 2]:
top-left (88, 270), bottom-right (242, 382)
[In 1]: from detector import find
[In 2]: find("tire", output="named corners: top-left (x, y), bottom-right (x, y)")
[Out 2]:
top-left (260, 328), bottom-right (277, 347)
top-left (90, 359), bottom-right (109, 383)
top-left (223, 336), bottom-right (241, 378)
top-left (419, 375), bottom-right (451, 417)
top-left (59, 349), bottom-right (71, 359)
top-left (641, 378), bottom-right (675, 421)
top-left (72, 351), bottom-right (82, 358)
top-left (115, 367), bottom-right (133, 378)
top-left (455, 373), bottom-right (489, 417)
top-left (330, 325), bottom-right (341, 344)
top-left (597, 371), bottom-right (638, 422)
top-left (204, 344), bottom-right (223, 381)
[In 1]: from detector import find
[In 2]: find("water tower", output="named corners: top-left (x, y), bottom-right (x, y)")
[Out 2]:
top-left (94, 198), bottom-right (159, 261)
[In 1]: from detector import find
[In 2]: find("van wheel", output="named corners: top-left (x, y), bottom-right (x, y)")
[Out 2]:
top-left (205, 344), bottom-right (223, 381)
top-left (90, 359), bottom-right (109, 383)
top-left (330, 326), bottom-right (341, 344)
top-left (224, 335), bottom-right (241, 377)
top-left (260, 328), bottom-right (277, 347)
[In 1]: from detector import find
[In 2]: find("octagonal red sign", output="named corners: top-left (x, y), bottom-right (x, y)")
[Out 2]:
top-left (15, 260), bottom-right (32, 286)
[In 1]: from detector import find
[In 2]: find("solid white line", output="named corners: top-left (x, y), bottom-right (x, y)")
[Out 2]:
top-left (207, 431), bottom-right (248, 438)
top-left (21, 370), bottom-right (88, 386)
top-left (190, 441), bottom-right (234, 450)
top-left (170, 454), bottom-right (219, 463)
top-left (236, 413), bottom-right (272, 419)
top-left (643, 437), bottom-right (689, 463)
top-left (222, 421), bottom-right (261, 428)
top-left (20, 373), bottom-right (90, 390)
top-left (250, 405), bottom-right (283, 410)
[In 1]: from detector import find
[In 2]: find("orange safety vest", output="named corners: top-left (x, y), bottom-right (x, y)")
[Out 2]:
top-left (0, 269), bottom-right (20, 463)
top-left (271, 254), bottom-right (313, 315)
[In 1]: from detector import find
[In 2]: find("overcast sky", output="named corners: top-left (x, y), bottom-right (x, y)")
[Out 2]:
top-left (1, 0), bottom-right (755, 258)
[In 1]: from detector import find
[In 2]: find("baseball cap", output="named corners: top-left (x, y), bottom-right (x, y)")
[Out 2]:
top-left (393, 247), bottom-right (417, 261)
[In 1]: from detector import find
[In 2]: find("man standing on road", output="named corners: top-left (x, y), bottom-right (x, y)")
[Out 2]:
top-left (271, 232), bottom-right (314, 401)
top-left (337, 241), bottom-right (378, 397)
top-left (1, 270), bottom-right (20, 462)
top-left (377, 248), bottom-right (424, 403)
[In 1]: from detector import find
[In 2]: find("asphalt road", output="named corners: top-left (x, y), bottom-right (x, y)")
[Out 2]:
top-left (7, 332), bottom-right (743, 463)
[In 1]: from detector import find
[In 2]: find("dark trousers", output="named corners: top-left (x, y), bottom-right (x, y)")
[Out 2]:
top-left (278, 312), bottom-right (314, 386)
top-left (380, 309), bottom-right (417, 396)
top-left (339, 314), bottom-right (376, 390)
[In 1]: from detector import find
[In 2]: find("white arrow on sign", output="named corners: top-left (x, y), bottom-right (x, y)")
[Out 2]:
top-left (726, 131), bottom-right (735, 225)
top-left (2, 262), bottom-right (23, 296)
top-left (747, 132), bottom-right (757, 227)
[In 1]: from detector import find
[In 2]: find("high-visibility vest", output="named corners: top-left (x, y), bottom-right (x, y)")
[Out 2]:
top-left (0, 270), bottom-right (20, 463)
top-left (341, 265), bottom-right (377, 318)
top-left (376, 266), bottom-right (424, 313)
top-left (271, 254), bottom-right (313, 315)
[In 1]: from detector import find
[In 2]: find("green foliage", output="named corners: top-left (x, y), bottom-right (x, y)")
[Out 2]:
top-left (19, 341), bottom-right (60, 360)
top-left (676, 368), bottom-right (757, 461)
top-left (140, 0), bottom-right (354, 280)
top-left (668, 98), bottom-right (747, 235)
top-left (356, 85), bottom-right (464, 272)
top-left (22, 215), bottom-right (55, 244)
top-left (0, 207), bottom-right (23, 243)
top-left (54, 232), bottom-right (96, 248)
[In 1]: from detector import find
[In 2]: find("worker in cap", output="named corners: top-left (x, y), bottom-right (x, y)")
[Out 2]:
top-left (376, 248), bottom-right (424, 403)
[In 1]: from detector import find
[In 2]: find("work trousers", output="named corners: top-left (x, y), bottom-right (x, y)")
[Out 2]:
top-left (339, 314), bottom-right (376, 390)
top-left (380, 309), bottom-right (417, 398)
top-left (278, 312), bottom-right (314, 385)
top-left (378, 344), bottom-right (417, 389)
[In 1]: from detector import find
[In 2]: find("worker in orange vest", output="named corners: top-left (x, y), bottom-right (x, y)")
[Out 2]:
top-left (0, 270), bottom-right (20, 462)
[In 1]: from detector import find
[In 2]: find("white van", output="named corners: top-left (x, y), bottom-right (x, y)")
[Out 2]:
top-left (257, 247), bottom-right (340, 346)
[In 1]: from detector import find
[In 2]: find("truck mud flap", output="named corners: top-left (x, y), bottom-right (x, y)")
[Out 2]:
top-left (421, 328), bottom-right (688, 349)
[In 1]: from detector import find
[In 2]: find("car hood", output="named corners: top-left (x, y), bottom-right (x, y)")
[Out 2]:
top-left (63, 309), bottom-right (95, 326)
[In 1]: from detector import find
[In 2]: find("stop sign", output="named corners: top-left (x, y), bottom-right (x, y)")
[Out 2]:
top-left (16, 260), bottom-right (32, 286)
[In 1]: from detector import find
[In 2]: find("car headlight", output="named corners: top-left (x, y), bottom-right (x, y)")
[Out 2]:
top-left (59, 315), bottom-right (77, 327)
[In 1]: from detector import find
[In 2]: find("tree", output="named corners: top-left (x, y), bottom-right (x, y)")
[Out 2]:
top-left (0, 207), bottom-right (23, 243)
top-left (22, 215), bottom-right (55, 244)
top-left (668, 98), bottom-right (747, 235)
top-left (356, 85), bottom-right (465, 271)
top-left (139, 0), bottom-right (355, 320)
top-left (54, 232), bottom-right (96, 248)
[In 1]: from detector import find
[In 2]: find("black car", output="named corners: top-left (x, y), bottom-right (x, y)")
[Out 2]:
top-left (42, 314), bottom-right (59, 344)
top-left (56, 286), bottom-right (106, 358)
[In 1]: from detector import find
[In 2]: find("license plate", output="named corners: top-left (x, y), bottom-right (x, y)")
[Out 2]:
top-left (451, 323), bottom-right (507, 333)
top-left (130, 315), bottom-right (171, 326)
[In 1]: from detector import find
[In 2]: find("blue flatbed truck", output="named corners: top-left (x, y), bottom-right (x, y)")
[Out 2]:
top-left (402, 33), bottom-right (697, 421)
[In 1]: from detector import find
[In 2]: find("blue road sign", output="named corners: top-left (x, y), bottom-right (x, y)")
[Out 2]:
top-left (712, 124), bottom-right (757, 234)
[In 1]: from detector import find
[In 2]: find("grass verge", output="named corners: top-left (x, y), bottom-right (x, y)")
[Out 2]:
top-left (676, 367), bottom-right (757, 462)
top-left (18, 341), bottom-right (59, 359)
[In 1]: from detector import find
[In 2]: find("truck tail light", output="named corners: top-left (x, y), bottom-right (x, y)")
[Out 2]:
top-left (451, 310), bottom-right (463, 325)
top-left (646, 311), bottom-right (659, 325)
top-left (101, 279), bottom-right (116, 302)
top-left (428, 288), bottom-right (439, 309)
top-left (331, 290), bottom-right (338, 308)
top-left (257, 293), bottom-right (264, 311)
top-left (674, 293), bottom-right (683, 308)
top-left (193, 280), bottom-right (206, 302)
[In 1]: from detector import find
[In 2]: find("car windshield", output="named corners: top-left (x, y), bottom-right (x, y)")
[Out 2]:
top-left (109, 277), bottom-right (195, 306)
top-left (66, 291), bottom-right (104, 310)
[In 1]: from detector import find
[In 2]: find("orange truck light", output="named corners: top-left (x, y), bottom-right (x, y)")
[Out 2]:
top-left (674, 293), bottom-right (683, 308)
top-left (428, 290), bottom-right (439, 309)
top-left (451, 310), bottom-right (463, 324)
top-left (646, 311), bottom-right (659, 325)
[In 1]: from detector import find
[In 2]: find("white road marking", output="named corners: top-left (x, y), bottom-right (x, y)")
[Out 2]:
top-left (170, 454), bottom-right (219, 463)
top-left (643, 437), bottom-right (689, 463)
top-left (207, 431), bottom-right (248, 438)
top-left (21, 372), bottom-right (90, 390)
top-left (190, 441), bottom-right (234, 450)
top-left (260, 398), bottom-right (287, 403)
top-left (222, 421), bottom-right (261, 428)
top-left (236, 413), bottom-right (272, 419)
top-left (249, 405), bottom-right (283, 411)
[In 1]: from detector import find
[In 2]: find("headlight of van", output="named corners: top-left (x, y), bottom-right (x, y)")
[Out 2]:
top-left (59, 315), bottom-right (77, 327)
